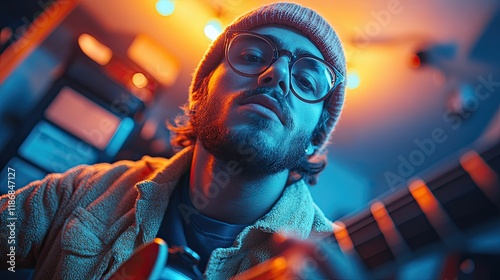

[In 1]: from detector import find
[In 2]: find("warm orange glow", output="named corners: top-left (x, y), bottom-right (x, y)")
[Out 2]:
top-left (78, 33), bottom-right (112, 65)
top-left (127, 34), bottom-right (179, 86)
top-left (230, 256), bottom-right (289, 280)
top-left (371, 201), bottom-right (406, 256)
top-left (0, 27), bottom-right (13, 45)
top-left (332, 221), bottom-right (354, 252)
top-left (408, 179), bottom-right (456, 240)
top-left (371, 202), bottom-right (394, 233)
top-left (268, 257), bottom-right (288, 278)
top-left (409, 53), bottom-right (421, 68)
top-left (460, 150), bottom-right (499, 201)
top-left (409, 179), bottom-right (438, 213)
top-left (132, 72), bottom-right (148, 88)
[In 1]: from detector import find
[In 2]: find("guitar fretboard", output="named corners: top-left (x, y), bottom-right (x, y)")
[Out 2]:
top-left (332, 143), bottom-right (500, 275)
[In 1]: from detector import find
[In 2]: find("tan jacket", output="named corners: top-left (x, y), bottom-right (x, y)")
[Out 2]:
top-left (0, 146), bottom-right (333, 279)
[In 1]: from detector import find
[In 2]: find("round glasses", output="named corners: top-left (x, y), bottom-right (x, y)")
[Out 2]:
top-left (224, 30), bottom-right (344, 103)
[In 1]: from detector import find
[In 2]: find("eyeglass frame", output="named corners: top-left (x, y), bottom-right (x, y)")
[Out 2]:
top-left (224, 30), bottom-right (345, 104)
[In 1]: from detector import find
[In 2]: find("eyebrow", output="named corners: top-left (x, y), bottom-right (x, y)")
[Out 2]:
top-left (262, 34), bottom-right (318, 57)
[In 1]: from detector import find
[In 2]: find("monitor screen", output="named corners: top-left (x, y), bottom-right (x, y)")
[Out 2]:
top-left (44, 86), bottom-right (121, 150)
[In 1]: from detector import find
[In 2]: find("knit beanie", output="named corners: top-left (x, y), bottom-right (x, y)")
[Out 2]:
top-left (189, 2), bottom-right (346, 154)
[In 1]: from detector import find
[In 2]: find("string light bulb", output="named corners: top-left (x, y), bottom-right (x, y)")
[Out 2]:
top-left (204, 19), bottom-right (223, 41)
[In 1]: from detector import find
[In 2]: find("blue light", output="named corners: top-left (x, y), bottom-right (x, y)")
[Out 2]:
top-left (347, 70), bottom-right (361, 89)
top-left (156, 0), bottom-right (175, 17)
top-left (204, 19), bottom-right (223, 41)
top-left (106, 117), bottom-right (134, 157)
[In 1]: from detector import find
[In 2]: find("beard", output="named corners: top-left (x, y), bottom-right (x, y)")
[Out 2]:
top-left (193, 87), bottom-right (310, 177)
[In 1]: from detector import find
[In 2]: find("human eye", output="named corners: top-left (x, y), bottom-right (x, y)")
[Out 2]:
top-left (293, 72), bottom-right (318, 95)
top-left (238, 49), bottom-right (267, 64)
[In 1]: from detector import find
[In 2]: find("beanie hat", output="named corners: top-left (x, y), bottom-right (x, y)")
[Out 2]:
top-left (189, 2), bottom-right (346, 154)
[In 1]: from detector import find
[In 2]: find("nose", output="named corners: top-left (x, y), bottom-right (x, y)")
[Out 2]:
top-left (257, 56), bottom-right (290, 96)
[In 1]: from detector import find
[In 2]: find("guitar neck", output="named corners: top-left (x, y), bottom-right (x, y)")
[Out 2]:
top-left (332, 143), bottom-right (500, 275)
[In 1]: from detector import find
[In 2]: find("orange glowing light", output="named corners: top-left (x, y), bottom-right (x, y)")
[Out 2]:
top-left (268, 257), bottom-right (288, 278)
top-left (371, 201), bottom-right (406, 256)
top-left (409, 179), bottom-right (457, 240)
top-left (409, 179), bottom-right (438, 213)
top-left (78, 33), bottom-right (112, 65)
top-left (132, 72), bottom-right (148, 88)
top-left (127, 34), bottom-right (179, 86)
top-left (229, 256), bottom-right (289, 279)
top-left (371, 201), bottom-right (395, 233)
top-left (460, 151), bottom-right (499, 201)
top-left (332, 221), bottom-right (354, 252)
top-left (408, 53), bottom-right (421, 69)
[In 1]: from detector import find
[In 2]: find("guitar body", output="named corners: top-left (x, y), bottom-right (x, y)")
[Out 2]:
top-left (111, 239), bottom-right (204, 280)
top-left (110, 238), bottom-right (167, 280)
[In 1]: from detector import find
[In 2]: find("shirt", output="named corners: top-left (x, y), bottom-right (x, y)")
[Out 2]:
top-left (157, 172), bottom-right (249, 271)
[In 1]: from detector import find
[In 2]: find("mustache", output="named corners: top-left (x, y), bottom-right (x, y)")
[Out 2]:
top-left (237, 87), bottom-right (293, 126)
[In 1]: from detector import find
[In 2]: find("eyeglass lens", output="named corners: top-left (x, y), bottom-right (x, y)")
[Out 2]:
top-left (227, 33), bottom-right (336, 102)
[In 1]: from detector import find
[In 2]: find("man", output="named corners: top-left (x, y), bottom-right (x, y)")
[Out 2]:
top-left (1, 2), bottom-right (348, 279)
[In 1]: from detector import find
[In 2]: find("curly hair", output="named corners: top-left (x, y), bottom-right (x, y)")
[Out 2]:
top-left (168, 72), bottom-right (333, 186)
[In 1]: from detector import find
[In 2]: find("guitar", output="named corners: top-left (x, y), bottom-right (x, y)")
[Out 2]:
top-left (112, 143), bottom-right (500, 279)
top-left (110, 239), bottom-right (204, 280)
top-left (235, 143), bottom-right (500, 279)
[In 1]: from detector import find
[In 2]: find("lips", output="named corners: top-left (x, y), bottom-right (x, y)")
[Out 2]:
top-left (240, 94), bottom-right (286, 125)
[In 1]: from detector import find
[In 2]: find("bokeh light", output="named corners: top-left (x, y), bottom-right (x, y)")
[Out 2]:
top-left (346, 70), bottom-right (361, 90)
top-left (78, 33), bottom-right (112, 65)
top-left (156, 0), bottom-right (175, 17)
top-left (204, 19), bottom-right (223, 41)
top-left (132, 72), bottom-right (148, 88)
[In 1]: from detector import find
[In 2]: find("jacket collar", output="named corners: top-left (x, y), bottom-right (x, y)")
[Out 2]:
top-left (134, 146), bottom-right (194, 243)
top-left (133, 145), bottom-right (331, 247)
